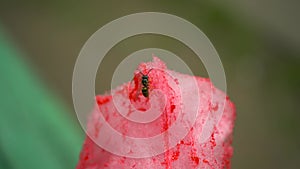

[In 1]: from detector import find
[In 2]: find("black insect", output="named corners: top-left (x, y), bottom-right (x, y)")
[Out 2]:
top-left (139, 69), bottom-right (153, 97)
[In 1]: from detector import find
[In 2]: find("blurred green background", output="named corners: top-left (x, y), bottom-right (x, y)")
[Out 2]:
top-left (0, 0), bottom-right (299, 169)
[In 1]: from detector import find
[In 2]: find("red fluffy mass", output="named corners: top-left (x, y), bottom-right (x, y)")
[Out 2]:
top-left (77, 57), bottom-right (236, 169)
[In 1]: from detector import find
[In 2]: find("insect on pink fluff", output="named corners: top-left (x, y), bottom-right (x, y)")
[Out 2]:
top-left (76, 56), bottom-right (236, 169)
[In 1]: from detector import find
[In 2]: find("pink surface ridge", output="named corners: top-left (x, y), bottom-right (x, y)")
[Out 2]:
top-left (77, 57), bottom-right (236, 169)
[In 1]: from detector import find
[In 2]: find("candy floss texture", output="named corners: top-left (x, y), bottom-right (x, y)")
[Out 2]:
top-left (77, 57), bottom-right (236, 169)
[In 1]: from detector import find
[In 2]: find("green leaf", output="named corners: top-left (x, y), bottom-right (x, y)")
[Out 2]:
top-left (0, 24), bottom-right (84, 169)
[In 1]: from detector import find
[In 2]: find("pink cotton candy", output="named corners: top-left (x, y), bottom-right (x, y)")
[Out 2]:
top-left (77, 57), bottom-right (236, 169)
